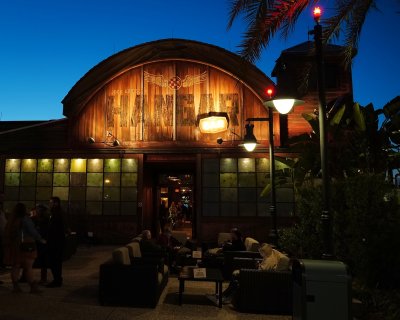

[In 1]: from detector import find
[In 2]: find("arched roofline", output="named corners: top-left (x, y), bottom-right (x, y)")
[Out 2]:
top-left (62, 38), bottom-right (275, 118)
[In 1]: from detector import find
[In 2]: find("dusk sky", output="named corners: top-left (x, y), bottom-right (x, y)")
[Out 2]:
top-left (0, 0), bottom-right (399, 121)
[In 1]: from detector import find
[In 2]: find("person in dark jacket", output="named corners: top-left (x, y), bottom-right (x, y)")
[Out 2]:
top-left (46, 197), bottom-right (66, 288)
top-left (31, 204), bottom-right (50, 284)
top-left (140, 230), bottom-right (164, 256)
top-left (222, 228), bottom-right (246, 252)
top-left (3, 203), bottom-right (46, 293)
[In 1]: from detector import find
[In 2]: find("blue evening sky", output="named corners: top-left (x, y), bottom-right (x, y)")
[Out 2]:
top-left (0, 0), bottom-right (399, 121)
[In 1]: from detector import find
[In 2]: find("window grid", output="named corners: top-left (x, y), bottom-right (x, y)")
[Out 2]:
top-left (3, 158), bottom-right (138, 216)
top-left (202, 157), bottom-right (294, 217)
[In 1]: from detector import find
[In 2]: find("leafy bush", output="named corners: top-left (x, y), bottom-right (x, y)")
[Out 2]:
top-left (279, 174), bottom-right (400, 289)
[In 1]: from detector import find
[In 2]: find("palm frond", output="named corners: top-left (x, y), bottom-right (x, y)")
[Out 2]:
top-left (323, 0), bottom-right (376, 66)
top-left (342, 0), bottom-right (375, 65)
top-left (235, 0), bottom-right (312, 62)
top-left (239, 0), bottom-right (281, 61)
top-left (280, 0), bottom-right (315, 39)
top-left (227, 0), bottom-right (269, 30)
top-left (323, 0), bottom-right (358, 42)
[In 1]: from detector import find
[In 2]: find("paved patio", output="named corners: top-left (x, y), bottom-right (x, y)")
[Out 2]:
top-left (0, 245), bottom-right (291, 320)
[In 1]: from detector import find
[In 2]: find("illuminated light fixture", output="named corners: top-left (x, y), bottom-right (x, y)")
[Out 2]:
top-left (313, 6), bottom-right (322, 22)
top-left (263, 86), bottom-right (304, 114)
top-left (264, 97), bottom-right (304, 114)
top-left (88, 131), bottom-right (120, 147)
top-left (197, 111), bottom-right (229, 134)
top-left (242, 123), bottom-right (258, 152)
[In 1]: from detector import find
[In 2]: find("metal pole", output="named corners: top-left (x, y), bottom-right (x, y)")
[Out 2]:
top-left (246, 116), bottom-right (278, 246)
top-left (267, 108), bottom-right (278, 246)
top-left (313, 22), bottom-right (333, 258)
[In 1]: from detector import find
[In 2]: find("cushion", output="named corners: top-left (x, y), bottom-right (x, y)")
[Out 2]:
top-left (244, 237), bottom-right (260, 252)
top-left (217, 232), bottom-right (232, 246)
top-left (126, 242), bottom-right (142, 258)
top-left (131, 234), bottom-right (142, 242)
top-left (112, 247), bottom-right (130, 265)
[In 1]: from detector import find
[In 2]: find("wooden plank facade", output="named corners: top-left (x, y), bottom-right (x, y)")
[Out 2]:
top-left (0, 39), bottom-right (354, 244)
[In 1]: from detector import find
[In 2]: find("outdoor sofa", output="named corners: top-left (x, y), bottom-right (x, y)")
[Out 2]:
top-left (98, 244), bottom-right (169, 308)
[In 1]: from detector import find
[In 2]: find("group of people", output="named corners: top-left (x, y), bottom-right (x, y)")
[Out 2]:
top-left (0, 196), bottom-right (67, 293)
top-left (206, 227), bottom-right (286, 304)
top-left (139, 226), bottom-right (193, 274)
top-left (159, 200), bottom-right (192, 231)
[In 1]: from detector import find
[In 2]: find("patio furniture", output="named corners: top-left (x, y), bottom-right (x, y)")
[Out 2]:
top-left (178, 266), bottom-right (224, 308)
top-left (98, 246), bottom-right (169, 308)
top-left (232, 268), bottom-right (292, 314)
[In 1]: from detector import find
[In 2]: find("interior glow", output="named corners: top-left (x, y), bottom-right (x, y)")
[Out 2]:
top-left (243, 143), bottom-right (257, 152)
top-left (198, 116), bottom-right (228, 133)
top-left (273, 99), bottom-right (295, 114)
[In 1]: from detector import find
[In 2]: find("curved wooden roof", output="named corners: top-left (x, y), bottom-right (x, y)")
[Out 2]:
top-left (62, 38), bottom-right (275, 117)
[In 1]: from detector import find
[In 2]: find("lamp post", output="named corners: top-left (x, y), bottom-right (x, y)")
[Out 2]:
top-left (243, 94), bottom-right (303, 246)
top-left (309, 6), bottom-right (333, 258)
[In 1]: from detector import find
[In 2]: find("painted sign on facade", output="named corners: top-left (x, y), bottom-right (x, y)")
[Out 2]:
top-left (76, 60), bottom-right (268, 144)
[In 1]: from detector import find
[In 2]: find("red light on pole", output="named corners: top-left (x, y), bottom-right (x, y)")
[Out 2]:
top-left (313, 6), bottom-right (322, 23)
top-left (266, 87), bottom-right (274, 98)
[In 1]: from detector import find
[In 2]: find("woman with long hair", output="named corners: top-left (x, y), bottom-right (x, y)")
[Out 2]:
top-left (3, 202), bottom-right (46, 293)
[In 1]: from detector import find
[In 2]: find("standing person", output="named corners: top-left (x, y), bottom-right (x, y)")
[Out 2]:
top-left (168, 201), bottom-right (177, 228)
top-left (31, 204), bottom-right (50, 284)
top-left (46, 197), bottom-right (66, 288)
top-left (0, 200), bottom-right (7, 285)
top-left (3, 203), bottom-right (46, 293)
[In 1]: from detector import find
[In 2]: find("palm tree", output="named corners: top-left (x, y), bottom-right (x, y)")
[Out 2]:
top-left (227, 0), bottom-right (388, 65)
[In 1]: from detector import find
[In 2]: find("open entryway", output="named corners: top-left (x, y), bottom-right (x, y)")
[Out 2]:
top-left (143, 157), bottom-right (195, 239)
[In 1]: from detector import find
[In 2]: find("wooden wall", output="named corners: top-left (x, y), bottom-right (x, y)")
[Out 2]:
top-left (70, 60), bottom-right (278, 148)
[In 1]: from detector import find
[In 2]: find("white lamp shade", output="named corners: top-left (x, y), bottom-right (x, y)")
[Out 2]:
top-left (243, 142), bottom-right (257, 152)
top-left (273, 99), bottom-right (295, 114)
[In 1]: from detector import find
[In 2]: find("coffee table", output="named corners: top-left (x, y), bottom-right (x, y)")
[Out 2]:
top-left (178, 267), bottom-right (224, 308)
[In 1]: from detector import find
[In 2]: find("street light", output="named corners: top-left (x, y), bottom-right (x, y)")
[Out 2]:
top-left (309, 6), bottom-right (333, 258)
top-left (243, 94), bottom-right (303, 246)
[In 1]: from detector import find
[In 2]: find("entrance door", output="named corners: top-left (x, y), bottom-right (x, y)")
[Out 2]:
top-left (143, 160), bottom-right (195, 239)
top-left (157, 173), bottom-right (194, 238)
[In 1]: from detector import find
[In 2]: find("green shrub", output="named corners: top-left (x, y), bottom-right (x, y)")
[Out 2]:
top-left (279, 174), bottom-right (400, 289)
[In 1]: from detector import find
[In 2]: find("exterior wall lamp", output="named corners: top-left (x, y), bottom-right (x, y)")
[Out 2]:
top-left (88, 131), bottom-right (120, 147)
top-left (196, 111), bottom-right (230, 134)
top-left (242, 96), bottom-right (303, 246)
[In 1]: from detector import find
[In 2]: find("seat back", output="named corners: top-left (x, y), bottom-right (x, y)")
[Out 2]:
top-left (126, 242), bottom-right (142, 258)
top-left (244, 237), bottom-right (260, 252)
top-left (112, 247), bottom-right (130, 265)
top-left (217, 232), bottom-right (231, 246)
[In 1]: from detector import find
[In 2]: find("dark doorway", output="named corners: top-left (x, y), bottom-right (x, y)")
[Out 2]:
top-left (143, 159), bottom-right (195, 239)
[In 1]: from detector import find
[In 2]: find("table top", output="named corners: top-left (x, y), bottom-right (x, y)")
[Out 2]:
top-left (178, 266), bottom-right (224, 281)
